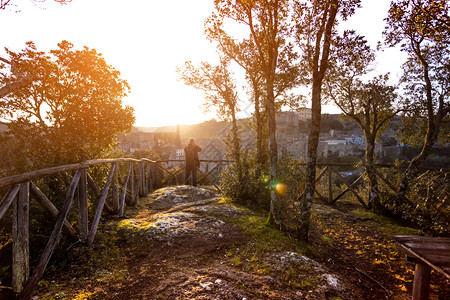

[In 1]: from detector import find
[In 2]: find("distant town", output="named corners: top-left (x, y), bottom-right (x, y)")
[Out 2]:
top-left (118, 108), bottom-right (450, 169)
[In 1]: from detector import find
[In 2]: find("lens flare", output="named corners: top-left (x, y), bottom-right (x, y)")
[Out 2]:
top-left (275, 183), bottom-right (287, 196)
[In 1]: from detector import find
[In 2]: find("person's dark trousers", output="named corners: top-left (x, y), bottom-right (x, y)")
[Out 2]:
top-left (185, 164), bottom-right (198, 186)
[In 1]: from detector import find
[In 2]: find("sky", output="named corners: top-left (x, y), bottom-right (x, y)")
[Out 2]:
top-left (1, 0), bottom-right (405, 127)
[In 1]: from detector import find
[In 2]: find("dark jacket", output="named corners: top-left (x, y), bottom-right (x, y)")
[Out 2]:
top-left (184, 144), bottom-right (202, 167)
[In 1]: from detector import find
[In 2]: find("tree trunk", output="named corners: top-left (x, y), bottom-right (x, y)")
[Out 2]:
top-left (267, 77), bottom-right (279, 225)
top-left (297, 80), bottom-right (322, 241)
top-left (297, 0), bottom-right (339, 241)
top-left (396, 43), bottom-right (445, 201)
top-left (231, 109), bottom-right (241, 181)
top-left (254, 87), bottom-right (264, 178)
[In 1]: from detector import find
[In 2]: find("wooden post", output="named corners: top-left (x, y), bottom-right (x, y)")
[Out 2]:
top-left (88, 164), bottom-right (116, 246)
top-left (0, 184), bottom-right (20, 221)
top-left (111, 163), bottom-right (119, 214)
top-left (12, 182), bottom-right (30, 295)
top-left (87, 172), bottom-right (113, 214)
top-left (145, 162), bottom-right (151, 195)
top-left (132, 164), bottom-right (138, 205)
top-left (152, 163), bottom-right (157, 189)
top-left (328, 166), bottom-right (333, 204)
top-left (138, 162), bottom-right (144, 197)
top-left (20, 171), bottom-right (81, 300)
top-left (148, 163), bottom-right (154, 191)
top-left (412, 262), bottom-right (431, 300)
top-left (78, 169), bottom-right (88, 242)
top-left (126, 163), bottom-right (134, 206)
top-left (119, 163), bottom-right (131, 217)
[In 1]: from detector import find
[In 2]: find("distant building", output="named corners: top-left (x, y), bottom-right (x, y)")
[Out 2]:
top-left (295, 108), bottom-right (312, 120)
top-left (117, 125), bottom-right (181, 153)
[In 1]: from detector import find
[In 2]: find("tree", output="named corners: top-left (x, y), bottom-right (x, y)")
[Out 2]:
top-left (0, 41), bottom-right (134, 173)
top-left (205, 11), bottom-right (301, 181)
top-left (384, 0), bottom-right (450, 200)
top-left (294, 0), bottom-right (361, 240)
top-left (0, 1), bottom-right (72, 98)
top-left (208, 0), bottom-right (297, 225)
top-left (0, 0), bottom-right (70, 10)
top-left (177, 58), bottom-right (242, 175)
top-left (325, 31), bottom-right (401, 212)
top-left (204, 26), bottom-right (268, 176)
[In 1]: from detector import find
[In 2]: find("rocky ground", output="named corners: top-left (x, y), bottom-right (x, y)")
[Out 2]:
top-left (29, 185), bottom-right (450, 299)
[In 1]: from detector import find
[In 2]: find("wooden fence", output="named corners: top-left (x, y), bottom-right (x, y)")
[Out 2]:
top-left (297, 162), bottom-right (449, 209)
top-left (0, 158), bottom-right (231, 299)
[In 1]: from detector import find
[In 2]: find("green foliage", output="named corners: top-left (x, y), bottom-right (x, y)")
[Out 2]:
top-left (273, 150), bottom-right (305, 231)
top-left (384, 0), bottom-right (450, 167)
top-left (379, 169), bottom-right (450, 235)
top-left (220, 151), bottom-right (270, 209)
top-left (0, 40), bottom-right (135, 174)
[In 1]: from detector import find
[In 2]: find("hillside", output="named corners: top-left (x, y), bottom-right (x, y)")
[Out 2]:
top-left (135, 119), bottom-right (248, 140)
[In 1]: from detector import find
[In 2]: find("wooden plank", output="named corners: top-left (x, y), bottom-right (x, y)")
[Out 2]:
top-left (20, 170), bottom-right (81, 300)
top-left (78, 168), bottom-right (88, 242)
top-left (395, 235), bottom-right (450, 243)
top-left (418, 255), bottom-right (450, 265)
top-left (30, 181), bottom-right (77, 238)
top-left (0, 158), bottom-right (153, 189)
top-left (87, 171), bottom-right (113, 214)
top-left (12, 182), bottom-right (30, 295)
top-left (373, 168), bottom-right (397, 192)
top-left (111, 163), bottom-right (119, 214)
top-left (197, 168), bottom-right (221, 192)
top-left (331, 171), bottom-right (365, 204)
top-left (315, 166), bottom-right (328, 182)
top-left (161, 167), bottom-right (184, 186)
top-left (332, 168), bottom-right (367, 209)
top-left (0, 184), bottom-right (20, 221)
top-left (395, 236), bottom-right (450, 280)
top-left (198, 163), bottom-right (220, 184)
top-left (87, 164), bottom-right (116, 246)
top-left (402, 242), bottom-right (450, 251)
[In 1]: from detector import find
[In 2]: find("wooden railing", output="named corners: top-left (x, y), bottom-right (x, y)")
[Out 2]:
top-left (297, 162), bottom-right (449, 209)
top-left (0, 158), bottom-right (231, 299)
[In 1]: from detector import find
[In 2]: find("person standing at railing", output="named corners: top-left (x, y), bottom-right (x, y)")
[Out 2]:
top-left (184, 138), bottom-right (202, 186)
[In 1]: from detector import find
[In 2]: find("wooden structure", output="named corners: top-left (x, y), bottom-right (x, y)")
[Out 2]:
top-left (297, 163), bottom-right (448, 209)
top-left (0, 158), bottom-right (229, 299)
top-left (394, 235), bottom-right (450, 300)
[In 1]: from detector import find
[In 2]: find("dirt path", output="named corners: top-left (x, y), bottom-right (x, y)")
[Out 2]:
top-left (32, 185), bottom-right (450, 299)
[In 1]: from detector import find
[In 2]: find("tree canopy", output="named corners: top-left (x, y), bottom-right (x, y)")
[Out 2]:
top-left (0, 41), bottom-right (134, 174)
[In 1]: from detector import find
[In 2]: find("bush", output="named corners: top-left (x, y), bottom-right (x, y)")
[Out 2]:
top-left (220, 151), bottom-right (270, 209)
top-left (272, 150), bottom-right (305, 231)
top-left (380, 169), bottom-right (450, 235)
